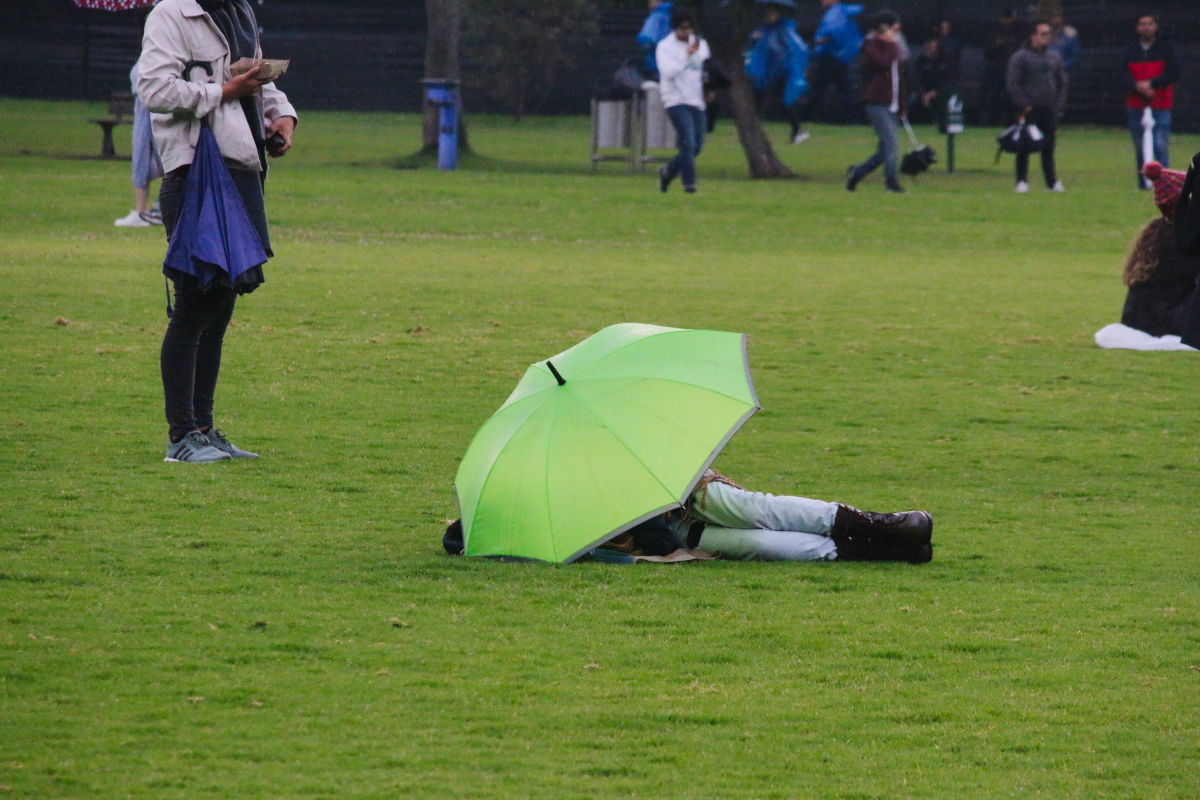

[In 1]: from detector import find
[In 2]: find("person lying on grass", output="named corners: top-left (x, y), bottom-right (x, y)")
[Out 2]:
top-left (445, 470), bottom-right (933, 563)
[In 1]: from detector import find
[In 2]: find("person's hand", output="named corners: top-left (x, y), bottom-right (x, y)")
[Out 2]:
top-left (221, 66), bottom-right (265, 103)
top-left (1136, 79), bottom-right (1155, 99)
top-left (687, 42), bottom-right (700, 55)
top-left (266, 115), bottom-right (295, 157)
top-left (923, 90), bottom-right (937, 107)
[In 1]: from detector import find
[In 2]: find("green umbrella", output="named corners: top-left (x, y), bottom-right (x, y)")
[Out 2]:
top-left (455, 323), bottom-right (760, 563)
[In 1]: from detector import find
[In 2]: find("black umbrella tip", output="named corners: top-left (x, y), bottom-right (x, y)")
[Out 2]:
top-left (546, 361), bottom-right (566, 386)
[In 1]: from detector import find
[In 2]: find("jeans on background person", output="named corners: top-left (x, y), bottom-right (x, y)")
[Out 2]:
top-left (669, 478), bottom-right (840, 561)
top-left (664, 104), bottom-right (706, 190)
top-left (850, 104), bottom-right (901, 190)
top-left (131, 93), bottom-right (163, 191)
top-left (1016, 105), bottom-right (1058, 187)
top-left (1127, 108), bottom-right (1171, 185)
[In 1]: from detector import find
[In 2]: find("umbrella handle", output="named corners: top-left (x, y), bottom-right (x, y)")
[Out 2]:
top-left (182, 60), bottom-right (214, 82)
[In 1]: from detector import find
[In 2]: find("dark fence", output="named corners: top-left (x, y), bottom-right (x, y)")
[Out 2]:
top-left (3, 1), bottom-right (1200, 130)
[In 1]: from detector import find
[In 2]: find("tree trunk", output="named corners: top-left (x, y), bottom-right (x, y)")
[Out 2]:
top-left (722, 61), bottom-right (793, 178)
top-left (706, 0), bottom-right (793, 178)
top-left (423, 0), bottom-right (469, 151)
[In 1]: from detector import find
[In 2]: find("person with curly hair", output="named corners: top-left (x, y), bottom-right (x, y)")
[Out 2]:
top-left (1119, 164), bottom-right (1199, 337)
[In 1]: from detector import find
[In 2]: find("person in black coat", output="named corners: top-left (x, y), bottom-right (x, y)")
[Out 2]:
top-left (1120, 162), bottom-right (1199, 337)
top-left (1121, 217), bottom-right (1199, 337)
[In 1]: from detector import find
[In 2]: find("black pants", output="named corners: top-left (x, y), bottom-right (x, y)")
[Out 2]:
top-left (158, 166), bottom-right (242, 442)
top-left (160, 287), bottom-right (236, 441)
top-left (1016, 106), bottom-right (1058, 187)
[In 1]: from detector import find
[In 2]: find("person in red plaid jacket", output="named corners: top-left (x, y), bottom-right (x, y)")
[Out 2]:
top-left (1122, 12), bottom-right (1179, 187)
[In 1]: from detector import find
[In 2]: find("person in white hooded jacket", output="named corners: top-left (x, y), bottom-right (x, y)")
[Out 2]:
top-left (655, 7), bottom-right (710, 194)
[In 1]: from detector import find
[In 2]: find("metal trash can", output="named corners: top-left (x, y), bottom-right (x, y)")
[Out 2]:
top-left (422, 78), bottom-right (460, 170)
top-left (589, 83), bottom-right (677, 172)
top-left (642, 83), bottom-right (676, 153)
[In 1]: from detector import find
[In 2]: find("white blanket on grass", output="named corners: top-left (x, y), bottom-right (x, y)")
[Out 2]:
top-left (1094, 323), bottom-right (1197, 351)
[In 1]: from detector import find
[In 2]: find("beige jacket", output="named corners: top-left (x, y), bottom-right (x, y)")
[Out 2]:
top-left (136, 0), bottom-right (297, 173)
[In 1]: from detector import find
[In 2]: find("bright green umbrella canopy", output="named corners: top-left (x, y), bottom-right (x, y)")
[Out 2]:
top-left (455, 323), bottom-right (760, 563)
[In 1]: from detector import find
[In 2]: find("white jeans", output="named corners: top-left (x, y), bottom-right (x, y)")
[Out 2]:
top-left (685, 479), bottom-right (839, 562)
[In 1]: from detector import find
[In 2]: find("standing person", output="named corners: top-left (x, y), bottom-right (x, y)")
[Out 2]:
top-left (804, 0), bottom-right (863, 123)
top-left (1048, 10), bottom-right (1081, 72)
top-left (982, 8), bottom-right (1020, 126)
top-left (845, 11), bottom-right (907, 194)
top-left (746, 0), bottom-right (811, 145)
top-left (636, 0), bottom-right (674, 79)
top-left (138, 0), bottom-right (297, 463)
top-left (1006, 20), bottom-right (1068, 194)
top-left (115, 60), bottom-right (164, 228)
top-left (655, 8), bottom-right (710, 195)
top-left (1122, 12), bottom-right (1179, 187)
top-left (909, 37), bottom-right (943, 124)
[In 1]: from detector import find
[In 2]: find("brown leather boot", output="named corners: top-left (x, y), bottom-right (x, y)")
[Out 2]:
top-left (832, 505), bottom-right (933, 546)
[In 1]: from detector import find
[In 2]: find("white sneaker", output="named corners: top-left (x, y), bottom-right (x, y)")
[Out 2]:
top-left (1015, 181), bottom-right (1030, 194)
top-left (790, 130), bottom-right (811, 145)
top-left (1050, 181), bottom-right (1066, 192)
top-left (115, 210), bottom-right (151, 227)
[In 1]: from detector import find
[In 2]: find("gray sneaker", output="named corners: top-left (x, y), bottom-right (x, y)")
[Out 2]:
top-left (165, 431), bottom-right (231, 463)
top-left (205, 428), bottom-right (258, 459)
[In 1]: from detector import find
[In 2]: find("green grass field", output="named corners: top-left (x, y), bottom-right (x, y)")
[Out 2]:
top-left (1, 97), bottom-right (1198, 799)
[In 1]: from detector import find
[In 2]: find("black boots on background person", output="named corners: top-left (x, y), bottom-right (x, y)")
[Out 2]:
top-left (831, 505), bottom-right (934, 563)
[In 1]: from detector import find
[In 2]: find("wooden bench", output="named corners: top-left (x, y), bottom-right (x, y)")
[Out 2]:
top-left (89, 93), bottom-right (135, 159)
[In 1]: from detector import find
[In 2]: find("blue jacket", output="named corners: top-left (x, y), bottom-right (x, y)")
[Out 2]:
top-left (637, 2), bottom-right (674, 75)
top-left (1049, 27), bottom-right (1080, 71)
top-left (813, 3), bottom-right (863, 65)
top-left (746, 19), bottom-right (810, 106)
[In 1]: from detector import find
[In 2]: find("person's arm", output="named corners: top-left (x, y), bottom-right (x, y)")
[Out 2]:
top-left (1055, 57), bottom-right (1069, 115)
top-left (136, 10), bottom-right (223, 117)
top-left (1153, 41), bottom-right (1180, 88)
top-left (1120, 44), bottom-right (1139, 95)
top-left (1005, 51), bottom-right (1028, 110)
top-left (1061, 29), bottom-right (1080, 69)
top-left (656, 40), bottom-right (686, 83)
top-left (261, 83), bottom-right (298, 156)
top-left (637, 11), bottom-right (667, 51)
top-left (812, 11), bottom-right (833, 53)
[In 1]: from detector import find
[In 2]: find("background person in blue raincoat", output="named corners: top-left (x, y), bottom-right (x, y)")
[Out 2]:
top-left (803, 0), bottom-right (863, 124)
top-left (636, 0), bottom-right (673, 79)
top-left (746, 0), bottom-right (811, 145)
top-left (139, 0), bottom-right (297, 464)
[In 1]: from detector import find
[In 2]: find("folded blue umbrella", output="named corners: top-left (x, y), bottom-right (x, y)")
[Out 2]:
top-left (164, 124), bottom-right (267, 294)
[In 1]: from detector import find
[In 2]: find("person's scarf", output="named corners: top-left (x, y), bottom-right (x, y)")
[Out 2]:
top-left (198, 0), bottom-right (266, 167)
